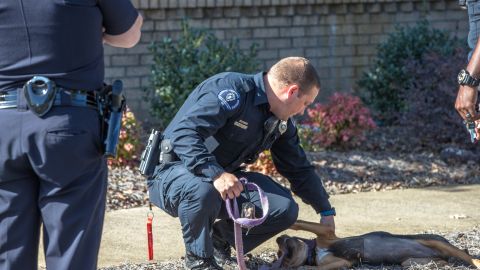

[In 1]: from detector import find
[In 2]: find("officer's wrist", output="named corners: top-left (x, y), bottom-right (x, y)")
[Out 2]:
top-left (212, 172), bottom-right (225, 182)
top-left (320, 207), bottom-right (336, 217)
top-left (195, 162), bottom-right (224, 181)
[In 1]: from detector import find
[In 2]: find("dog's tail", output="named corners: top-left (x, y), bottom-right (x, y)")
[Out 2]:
top-left (417, 239), bottom-right (480, 269)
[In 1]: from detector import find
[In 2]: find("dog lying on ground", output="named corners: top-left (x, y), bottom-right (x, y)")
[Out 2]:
top-left (275, 220), bottom-right (480, 269)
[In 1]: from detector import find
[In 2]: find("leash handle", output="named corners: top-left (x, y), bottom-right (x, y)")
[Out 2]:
top-left (147, 211), bottom-right (154, 260)
top-left (225, 177), bottom-right (270, 270)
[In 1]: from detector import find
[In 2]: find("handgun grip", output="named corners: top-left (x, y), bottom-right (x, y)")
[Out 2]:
top-left (111, 80), bottom-right (124, 111)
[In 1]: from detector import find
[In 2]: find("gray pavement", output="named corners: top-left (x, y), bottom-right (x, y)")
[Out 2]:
top-left (38, 184), bottom-right (480, 268)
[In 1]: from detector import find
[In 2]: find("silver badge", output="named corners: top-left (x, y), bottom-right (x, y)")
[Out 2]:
top-left (278, 120), bottom-right (288, 134)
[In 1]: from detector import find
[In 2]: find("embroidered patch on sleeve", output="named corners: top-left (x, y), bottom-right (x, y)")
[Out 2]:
top-left (218, 89), bottom-right (240, 111)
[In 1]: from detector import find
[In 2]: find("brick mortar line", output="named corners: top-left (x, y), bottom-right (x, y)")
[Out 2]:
top-left (133, 0), bottom-right (447, 9)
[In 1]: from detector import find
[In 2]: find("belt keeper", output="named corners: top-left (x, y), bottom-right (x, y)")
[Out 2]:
top-left (16, 88), bottom-right (27, 111)
top-left (60, 91), bottom-right (72, 106)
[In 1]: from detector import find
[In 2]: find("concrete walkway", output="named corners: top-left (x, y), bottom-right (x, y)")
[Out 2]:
top-left (38, 184), bottom-right (480, 267)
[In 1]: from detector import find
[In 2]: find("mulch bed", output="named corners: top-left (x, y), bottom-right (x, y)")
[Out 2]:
top-left (106, 146), bottom-right (480, 211)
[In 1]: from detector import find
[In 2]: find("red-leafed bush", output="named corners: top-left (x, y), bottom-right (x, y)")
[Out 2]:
top-left (246, 94), bottom-right (375, 174)
top-left (300, 93), bottom-right (376, 149)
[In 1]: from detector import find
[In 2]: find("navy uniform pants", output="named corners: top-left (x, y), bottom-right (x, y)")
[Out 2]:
top-left (468, 0), bottom-right (480, 59)
top-left (148, 162), bottom-right (299, 258)
top-left (0, 107), bottom-right (108, 270)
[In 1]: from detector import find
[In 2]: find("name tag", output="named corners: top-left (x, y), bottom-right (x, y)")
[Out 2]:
top-left (234, 120), bottom-right (248, 130)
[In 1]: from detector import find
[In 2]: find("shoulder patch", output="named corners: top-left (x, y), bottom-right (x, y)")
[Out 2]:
top-left (218, 89), bottom-right (240, 111)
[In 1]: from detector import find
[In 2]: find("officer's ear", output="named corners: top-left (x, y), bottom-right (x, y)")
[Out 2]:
top-left (286, 84), bottom-right (300, 100)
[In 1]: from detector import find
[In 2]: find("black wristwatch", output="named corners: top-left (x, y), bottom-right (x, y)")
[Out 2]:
top-left (457, 69), bottom-right (480, 87)
top-left (320, 207), bottom-right (336, 217)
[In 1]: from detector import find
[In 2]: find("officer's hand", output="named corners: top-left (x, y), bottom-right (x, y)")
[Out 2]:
top-left (213, 172), bottom-right (243, 200)
top-left (320, 215), bottom-right (335, 234)
top-left (455, 85), bottom-right (479, 121)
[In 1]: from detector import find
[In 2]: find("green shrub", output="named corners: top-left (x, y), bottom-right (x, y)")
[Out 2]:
top-left (147, 21), bottom-right (259, 129)
top-left (356, 20), bottom-right (461, 124)
top-left (107, 106), bottom-right (144, 168)
top-left (298, 124), bottom-right (322, 152)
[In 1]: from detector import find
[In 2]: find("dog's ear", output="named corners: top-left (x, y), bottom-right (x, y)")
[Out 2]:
top-left (276, 234), bottom-right (289, 245)
top-left (275, 235), bottom-right (297, 266)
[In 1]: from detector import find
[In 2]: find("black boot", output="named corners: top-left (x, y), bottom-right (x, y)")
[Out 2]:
top-left (212, 226), bottom-right (237, 268)
top-left (184, 251), bottom-right (223, 270)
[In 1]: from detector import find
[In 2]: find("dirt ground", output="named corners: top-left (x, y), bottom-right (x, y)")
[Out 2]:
top-left (41, 184), bottom-right (478, 268)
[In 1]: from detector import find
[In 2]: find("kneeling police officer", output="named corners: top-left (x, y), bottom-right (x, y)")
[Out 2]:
top-left (145, 57), bottom-right (336, 270)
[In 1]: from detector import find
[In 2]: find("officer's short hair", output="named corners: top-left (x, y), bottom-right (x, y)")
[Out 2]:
top-left (269, 57), bottom-right (321, 96)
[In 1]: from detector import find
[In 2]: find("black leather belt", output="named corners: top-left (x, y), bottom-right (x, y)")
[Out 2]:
top-left (0, 88), bottom-right (97, 110)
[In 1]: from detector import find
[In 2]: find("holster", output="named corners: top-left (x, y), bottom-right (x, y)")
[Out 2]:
top-left (139, 129), bottom-right (162, 177)
top-left (97, 80), bottom-right (126, 158)
top-left (139, 136), bottom-right (180, 177)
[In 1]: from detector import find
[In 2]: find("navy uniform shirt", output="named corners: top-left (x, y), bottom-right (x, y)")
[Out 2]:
top-left (0, 0), bottom-right (138, 91)
top-left (163, 72), bottom-right (331, 213)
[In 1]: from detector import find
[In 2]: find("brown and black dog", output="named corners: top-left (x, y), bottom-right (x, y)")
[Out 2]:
top-left (275, 220), bottom-right (480, 269)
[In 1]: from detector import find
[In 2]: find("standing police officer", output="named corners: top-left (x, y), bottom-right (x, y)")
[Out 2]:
top-left (0, 1), bottom-right (142, 269)
top-left (148, 57), bottom-right (335, 269)
top-left (455, 0), bottom-right (480, 138)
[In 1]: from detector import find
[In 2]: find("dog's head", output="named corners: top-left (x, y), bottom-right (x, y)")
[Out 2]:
top-left (275, 235), bottom-right (315, 268)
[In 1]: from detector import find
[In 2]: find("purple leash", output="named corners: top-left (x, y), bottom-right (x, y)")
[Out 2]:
top-left (225, 178), bottom-right (269, 270)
